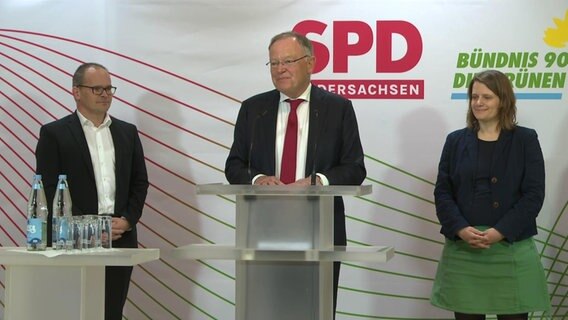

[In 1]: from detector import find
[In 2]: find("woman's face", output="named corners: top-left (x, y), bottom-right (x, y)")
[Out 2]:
top-left (470, 81), bottom-right (500, 125)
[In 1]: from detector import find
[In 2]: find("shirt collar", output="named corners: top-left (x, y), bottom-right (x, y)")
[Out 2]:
top-left (279, 83), bottom-right (312, 103)
top-left (77, 110), bottom-right (112, 128)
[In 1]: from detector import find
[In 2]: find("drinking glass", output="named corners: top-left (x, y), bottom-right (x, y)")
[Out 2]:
top-left (99, 215), bottom-right (112, 249)
top-left (71, 216), bottom-right (83, 251)
top-left (82, 215), bottom-right (100, 250)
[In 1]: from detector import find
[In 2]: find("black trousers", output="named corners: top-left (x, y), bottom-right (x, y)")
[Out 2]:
top-left (333, 261), bottom-right (340, 319)
top-left (105, 265), bottom-right (133, 320)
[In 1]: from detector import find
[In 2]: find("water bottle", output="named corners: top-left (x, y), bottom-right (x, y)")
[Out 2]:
top-left (26, 174), bottom-right (48, 251)
top-left (52, 174), bottom-right (72, 250)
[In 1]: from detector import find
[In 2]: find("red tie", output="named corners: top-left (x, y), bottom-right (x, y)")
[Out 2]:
top-left (280, 99), bottom-right (303, 184)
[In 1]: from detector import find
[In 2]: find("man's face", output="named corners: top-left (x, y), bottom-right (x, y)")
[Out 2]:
top-left (269, 37), bottom-right (315, 98)
top-left (73, 67), bottom-right (113, 120)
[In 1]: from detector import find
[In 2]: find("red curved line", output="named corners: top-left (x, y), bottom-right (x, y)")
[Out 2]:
top-left (0, 135), bottom-right (34, 183)
top-left (0, 121), bottom-right (223, 241)
top-left (0, 102), bottom-right (40, 145)
top-left (2, 37), bottom-right (235, 127)
top-left (116, 96), bottom-right (230, 151)
top-left (0, 166), bottom-right (28, 224)
top-left (110, 73), bottom-right (234, 126)
top-left (0, 208), bottom-right (21, 246)
top-left (1, 38), bottom-right (235, 139)
top-left (0, 49), bottom-right (73, 115)
top-left (132, 258), bottom-right (232, 315)
top-left (0, 73), bottom-right (62, 125)
top-left (142, 205), bottom-right (214, 244)
top-left (0, 30), bottom-right (242, 104)
top-left (139, 132), bottom-right (224, 172)
top-left (0, 35), bottom-right (79, 72)
top-left (0, 86), bottom-right (228, 210)
top-left (0, 73), bottom-right (65, 122)
top-left (137, 219), bottom-right (176, 247)
top-left (145, 158), bottom-right (195, 185)
top-left (2, 93), bottom-right (228, 193)
top-left (1, 46), bottom-right (231, 151)
top-left (130, 261), bottom-right (200, 317)
top-left (0, 119), bottom-right (35, 156)
top-left (126, 244), bottom-right (181, 317)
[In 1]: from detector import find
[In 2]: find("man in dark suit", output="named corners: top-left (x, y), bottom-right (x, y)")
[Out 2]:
top-left (35, 62), bottom-right (149, 320)
top-left (225, 31), bottom-right (366, 315)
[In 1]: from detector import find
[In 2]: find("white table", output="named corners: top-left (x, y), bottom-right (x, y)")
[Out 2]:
top-left (0, 247), bottom-right (160, 320)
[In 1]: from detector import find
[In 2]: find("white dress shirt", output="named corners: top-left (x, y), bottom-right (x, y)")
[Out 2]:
top-left (252, 84), bottom-right (329, 185)
top-left (77, 111), bottom-right (116, 214)
top-left (275, 86), bottom-right (311, 182)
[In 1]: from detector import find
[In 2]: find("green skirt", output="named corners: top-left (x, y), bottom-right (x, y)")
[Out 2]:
top-left (430, 235), bottom-right (550, 314)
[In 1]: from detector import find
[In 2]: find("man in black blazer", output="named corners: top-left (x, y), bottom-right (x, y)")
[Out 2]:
top-left (35, 62), bottom-right (149, 320)
top-left (225, 31), bottom-right (366, 315)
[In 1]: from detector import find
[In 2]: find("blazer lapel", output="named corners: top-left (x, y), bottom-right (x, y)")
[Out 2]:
top-left (68, 112), bottom-right (95, 180)
top-left (109, 118), bottom-right (123, 202)
top-left (463, 128), bottom-right (478, 165)
top-left (109, 119), bottom-right (121, 171)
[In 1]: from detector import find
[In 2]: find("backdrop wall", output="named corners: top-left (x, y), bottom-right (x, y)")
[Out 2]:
top-left (1, 1), bottom-right (567, 319)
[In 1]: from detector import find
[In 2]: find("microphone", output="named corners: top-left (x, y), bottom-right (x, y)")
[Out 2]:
top-left (248, 109), bottom-right (267, 184)
top-left (310, 107), bottom-right (319, 185)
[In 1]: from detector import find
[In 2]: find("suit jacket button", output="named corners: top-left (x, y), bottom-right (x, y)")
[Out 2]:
top-left (493, 201), bottom-right (499, 208)
top-left (491, 177), bottom-right (498, 184)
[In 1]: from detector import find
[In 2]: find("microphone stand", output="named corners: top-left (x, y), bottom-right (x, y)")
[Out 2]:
top-left (248, 110), bottom-right (267, 184)
top-left (310, 107), bottom-right (319, 185)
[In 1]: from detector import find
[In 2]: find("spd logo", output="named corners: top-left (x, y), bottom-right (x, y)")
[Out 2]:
top-left (294, 20), bottom-right (425, 99)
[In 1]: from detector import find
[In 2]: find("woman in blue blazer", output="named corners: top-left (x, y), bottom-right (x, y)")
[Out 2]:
top-left (430, 70), bottom-right (550, 319)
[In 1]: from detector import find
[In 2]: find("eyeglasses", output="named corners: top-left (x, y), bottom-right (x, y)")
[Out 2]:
top-left (266, 55), bottom-right (309, 68)
top-left (76, 85), bottom-right (117, 96)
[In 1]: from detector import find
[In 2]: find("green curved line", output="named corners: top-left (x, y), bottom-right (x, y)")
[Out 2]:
top-left (347, 214), bottom-right (442, 245)
top-left (164, 151), bottom-right (568, 318)
top-left (153, 186), bottom-right (235, 230)
top-left (159, 258), bottom-right (235, 305)
top-left (197, 259), bottom-right (235, 280)
top-left (537, 225), bottom-right (566, 239)
top-left (340, 285), bottom-right (429, 300)
top-left (343, 262), bottom-right (434, 282)
top-left (365, 176), bottom-right (435, 205)
top-left (538, 199), bottom-right (568, 317)
top-left (540, 199), bottom-right (568, 259)
top-left (348, 239), bottom-right (439, 263)
top-left (354, 196), bottom-right (439, 225)
top-left (129, 279), bottom-right (182, 319)
top-left (364, 154), bottom-right (435, 186)
top-left (217, 194), bottom-right (235, 204)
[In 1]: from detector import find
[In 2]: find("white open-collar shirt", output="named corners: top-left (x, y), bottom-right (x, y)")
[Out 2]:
top-left (77, 111), bottom-right (116, 214)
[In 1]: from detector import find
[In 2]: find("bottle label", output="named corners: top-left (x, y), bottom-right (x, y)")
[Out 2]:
top-left (27, 218), bottom-right (43, 244)
top-left (58, 219), bottom-right (69, 241)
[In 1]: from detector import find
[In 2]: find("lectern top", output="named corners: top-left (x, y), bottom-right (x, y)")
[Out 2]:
top-left (196, 184), bottom-right (372, 196)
